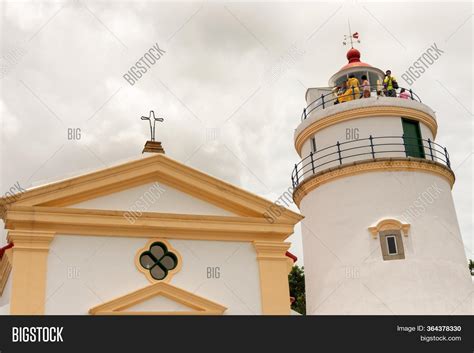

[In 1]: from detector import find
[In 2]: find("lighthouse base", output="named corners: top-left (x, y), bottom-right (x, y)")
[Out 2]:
top-left (299, 168), bottom-right (472, 315)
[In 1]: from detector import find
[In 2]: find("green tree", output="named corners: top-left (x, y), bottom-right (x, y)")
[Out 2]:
top-left (289, 265), bottom-right (306, 315)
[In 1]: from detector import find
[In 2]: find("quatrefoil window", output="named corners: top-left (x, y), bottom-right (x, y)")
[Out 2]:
top-left (139, 242), bottom-right (179, 281)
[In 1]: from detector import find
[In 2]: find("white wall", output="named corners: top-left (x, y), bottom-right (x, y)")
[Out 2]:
top-left (45, 235), bottom-right (262, 315)
top-left (305, 87), bottom-right (332, 109)
top-left (0, 274), bottom-right (12, 308)
top-left (128, 295), bottom-right (191, 312)
top-left (300, 170), bottom-right (472, 315)
top-left (0, 303), bottom-right (9, 315)
top-left (72, 182), bottom-right (236, 217)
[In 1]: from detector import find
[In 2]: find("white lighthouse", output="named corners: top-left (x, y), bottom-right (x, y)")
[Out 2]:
top-left (292, 47), bottom-right (472, 315)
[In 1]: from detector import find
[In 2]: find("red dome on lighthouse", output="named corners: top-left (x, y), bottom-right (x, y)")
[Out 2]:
top-left (347, 48), bottom-right (361, 62)
top-left (339, 48), bottom-right (372, 71)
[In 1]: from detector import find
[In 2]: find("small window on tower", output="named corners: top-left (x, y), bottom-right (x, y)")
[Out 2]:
top-left (311, 137), bottom-right (317, 153)
top-left (386, 236), bottom-right (398, 255)
top-left (379, 230), bottom-right (405, 260)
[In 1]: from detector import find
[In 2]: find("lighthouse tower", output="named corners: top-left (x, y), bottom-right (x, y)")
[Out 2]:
top-left (292, 47), bottom-right (472, 314)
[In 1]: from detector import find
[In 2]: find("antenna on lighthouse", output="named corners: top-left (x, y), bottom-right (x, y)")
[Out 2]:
top-left (343, 19), bottom-right (360, 48)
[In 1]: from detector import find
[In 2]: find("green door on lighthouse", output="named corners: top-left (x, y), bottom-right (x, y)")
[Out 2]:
top-left (402, 118), bottom-right (425, 159)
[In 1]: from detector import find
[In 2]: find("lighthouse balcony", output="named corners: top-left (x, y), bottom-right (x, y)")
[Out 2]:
top-left (291, 135), bottom-right (453, 189)
top-left (298, 86), bottom-right (434, 129)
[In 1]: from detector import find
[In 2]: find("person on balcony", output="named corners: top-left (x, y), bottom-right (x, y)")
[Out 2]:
top-left (399, 88), bottom-right (410, 99)
top-left (333, 86), bottom-right (343, 104)
top-left (376, 79), bottom-right (384, 96)
top-left (383, 70), bottom-right (398, 97)
top-left (338, 74), bottom-right (360, 103)
top-left (361, 75), bottom-right (371, 98)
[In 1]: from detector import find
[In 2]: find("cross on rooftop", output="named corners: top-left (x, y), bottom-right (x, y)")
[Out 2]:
top-left (141, 110), bottom-right (164, 142)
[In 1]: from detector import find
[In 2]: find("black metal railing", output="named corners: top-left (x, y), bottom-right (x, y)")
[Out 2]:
top-left (301, 85), bottom-right (422, 121)
top-left (291, 136), bottom-right (451, 188)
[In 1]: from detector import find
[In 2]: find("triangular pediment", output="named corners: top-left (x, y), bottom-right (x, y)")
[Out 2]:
top-left (88, 282), bottom-right (227, 315)
top-left (1, 154), bottom-right (302, 223)
top-left (71, 182), bottom-right (236, 217)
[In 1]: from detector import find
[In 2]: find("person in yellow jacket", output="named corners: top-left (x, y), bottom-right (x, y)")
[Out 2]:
top-left (338, 74), bottom-right (360, 103)
top-left (383, 70), bottom-right (398, 97)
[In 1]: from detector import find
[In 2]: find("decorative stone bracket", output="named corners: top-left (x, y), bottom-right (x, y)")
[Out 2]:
top-left (368, 219), bottom-right (410, 239)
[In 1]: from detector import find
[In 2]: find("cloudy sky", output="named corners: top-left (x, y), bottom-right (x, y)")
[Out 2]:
top-left (0, 0), bottom-right (472, 263)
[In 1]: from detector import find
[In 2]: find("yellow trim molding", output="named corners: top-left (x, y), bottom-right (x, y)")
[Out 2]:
top-left (0, 248), bottom-right (13, 296)
top-left (0, 154), bottom-right (302, 224)
top-left (5, 206), bottom-right (297, 242)
top-left (293, 158), bottom-right (455, 206)
top-left (135, 239), bottom-right (182, 283)
top-left (7, 230), bottom-right (55, 314)
top-left (254, 241), bottom-right (291, 315)
top-left (368, 219), bottom-right (410, 239)
top-left (89, 282), bottom-right (227, 315)
top-left (295, 106), bottom-right (438, 155)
